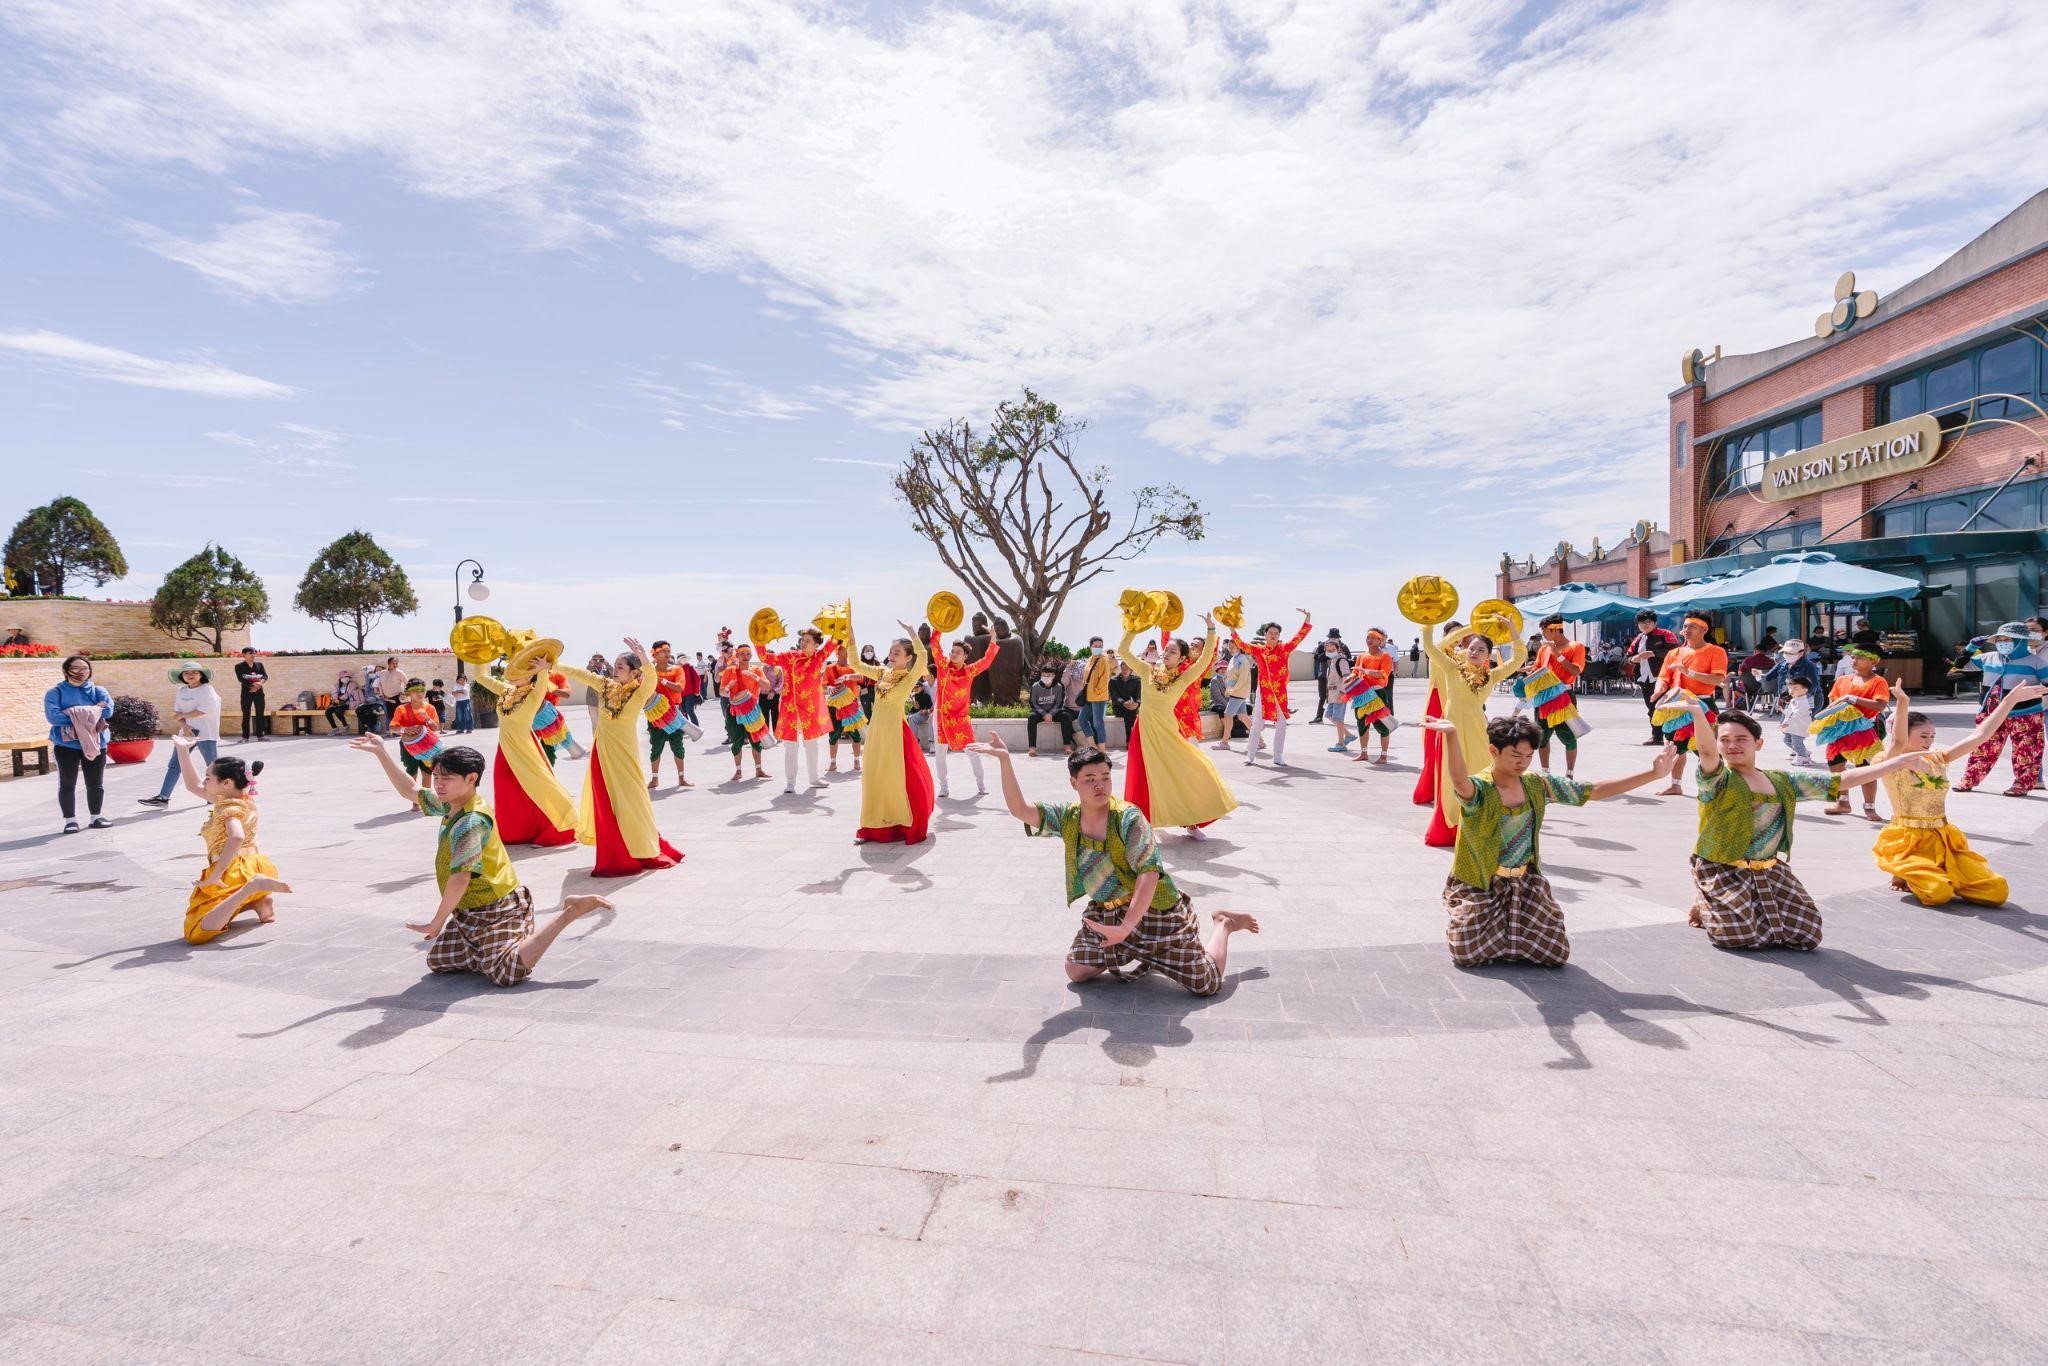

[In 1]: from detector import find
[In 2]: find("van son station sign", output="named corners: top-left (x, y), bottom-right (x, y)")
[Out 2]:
top-left (1758, 413), bottom-right (1944, 502)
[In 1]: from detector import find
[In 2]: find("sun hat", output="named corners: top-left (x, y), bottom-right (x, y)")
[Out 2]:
top-left (166, 663), bottom-right (213, 684)
top-left (1994, 621), bottom-right (2028, 639)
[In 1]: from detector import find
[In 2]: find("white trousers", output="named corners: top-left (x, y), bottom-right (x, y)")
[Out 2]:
top-left (935, 747), bottom-right (984, 792)
top-left (781, 737), bottom-right (821, 787)
top-left (1246, 709), bottom-right (1288, 764)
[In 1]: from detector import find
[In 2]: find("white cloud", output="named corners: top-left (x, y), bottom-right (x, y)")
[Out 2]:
top-left (815, 456), bottom-right (898, 470)
top-left (7, 0), bottom-right (2048, 530)
top-left (204, 421), bottom-right (352, 473)
top-left (130, 205), bottom-right (365, 303)
top-left (0, 328), bottom-right (296, 398)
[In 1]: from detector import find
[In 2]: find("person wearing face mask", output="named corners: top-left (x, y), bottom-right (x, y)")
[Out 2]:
top-left (45, 654), bottom-right (115, 833)
top-left (1956, 622), bottom-right (2048, 796)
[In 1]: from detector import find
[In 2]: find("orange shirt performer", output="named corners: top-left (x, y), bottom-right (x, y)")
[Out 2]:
top-left (1528, 614), bottom-right (1590, 779)
top-left (759, 627), bottom-right (838, 794)
top-left (1348, 629), bottom-right (1398, 765)
top-left (931, 632), bottom-right (998, 798)
top-left (1823, 650), bottom-right (1893, 819)
top-left (1229, 609), bottom-right (1313, 767)
top-left (644, 640), bottom-right (694, 790)
top-left (1655, 613), bottom-right (1728, 795)
top-left (823, 646), bottom-right (867, 773)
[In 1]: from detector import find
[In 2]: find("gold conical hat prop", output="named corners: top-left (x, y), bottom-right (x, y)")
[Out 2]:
top-left (1214, 596), bottom-right (1244, 630)
top-left (814, 600), bottom-right (852, 639)
top-left (1397, 575), bottom-right (1459, 627)
top-left (1158, 591), bottom-right (1185, 632)
top-left (1470, 598), bottom-right (1524, 646)
top-left (748, 607), bottom-right (789, 648)
top-left (449, 615), bottom-right (511, 667)
top-left (505, 627), bottom-right (564, 679)
top-left (926, 591), bottom-right (965, 634)
top-left (1119, 588), bottom-right (1162, 634)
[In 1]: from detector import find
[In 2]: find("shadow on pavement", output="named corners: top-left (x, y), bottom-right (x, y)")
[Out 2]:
top-left (55, 925), bottom-right (268, 970)
top-left (989, 965), bottom-right (1271, 1082)
top-left (237, 973), bottom-right (600, 1047)
top-left (1740, 945), bottom-right (2048, 1026)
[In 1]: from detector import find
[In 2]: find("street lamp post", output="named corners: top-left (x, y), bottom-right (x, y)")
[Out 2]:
top-left (454, 559), bottom-right (489, 624)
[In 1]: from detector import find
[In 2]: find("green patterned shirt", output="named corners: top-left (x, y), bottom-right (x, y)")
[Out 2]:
top-left (1028, 798), bottom-right (1182, 910)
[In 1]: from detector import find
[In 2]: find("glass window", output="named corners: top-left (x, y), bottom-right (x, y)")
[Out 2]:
top-left (1972, 482), bottom-right (2041, 531)
top-left (1768, 420), bottom-right (1800, 459)
top-left (1976, 338), bottom-right (2033, 419)
top-left (1926, 357), bottom-right (1973, 424)
top-left (1871, 505), bottom-right (1917, 538)
top-left (1674, 421), bottom-right (1688, 470)
top-left (1923, 566), bottom-right (1966, 659)
top-left (1799, 411), bottom-right (1825, 448)
top-left (1739, 431), bottom-right (1768, 488)
top-left (1975, 561), bottom-right (2024, 635)
top-left (1884, 375), bottom-right (1922, 422)
top-left (1924, 499), bottom-right (1971, 534)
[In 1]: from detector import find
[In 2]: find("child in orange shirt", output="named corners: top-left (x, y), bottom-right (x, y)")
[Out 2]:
top-left (390, 681), bottom-right (445, 787)
top-left (1823, 647), bottom-right (1892, 819)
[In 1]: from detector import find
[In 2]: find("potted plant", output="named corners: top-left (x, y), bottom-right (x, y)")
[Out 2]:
top-left (106, 695), bottom-right (162, 764)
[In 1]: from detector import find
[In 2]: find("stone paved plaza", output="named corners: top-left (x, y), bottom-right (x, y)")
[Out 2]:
top-left (4, 690), bottom-right (2048, 1363)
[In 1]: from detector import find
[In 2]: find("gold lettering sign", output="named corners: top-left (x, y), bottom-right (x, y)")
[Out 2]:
top-left (1758, 414), bottom-right (1943, 503)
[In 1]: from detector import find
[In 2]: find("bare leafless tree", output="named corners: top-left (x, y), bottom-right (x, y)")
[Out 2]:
top-left (893, 390), bottom-right (1204, 685)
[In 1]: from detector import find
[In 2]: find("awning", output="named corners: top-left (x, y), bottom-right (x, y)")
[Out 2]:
top-left (1674, 551), bottom-right (1925, 613)
top-left (1510, 582), bottom-right (1652, 623)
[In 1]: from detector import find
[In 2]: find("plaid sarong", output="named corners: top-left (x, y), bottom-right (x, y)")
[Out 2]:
top-left (1688, 855), bottom-right (1822, 951)
top-left (1443, 872), bottom-right (1570, 967)
top-left (428, 885), bottom-right (536, 986)
top-left (1067, 893), bottom-right (1220, 996)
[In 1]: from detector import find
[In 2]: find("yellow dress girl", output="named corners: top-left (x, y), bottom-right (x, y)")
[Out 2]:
top-left (1872, 683), bottom-right (2043, 907)
top-left (847, 618), bottom-right (934, 843)
top-left (1118, 619), bottom-right (1237, 837)
top-left (558, 638), bottom-right (681, 876)
top-left (468, 632), bottom-right (580, 846)
top-left (1420, 623), bottom-right (1528, 845)
top-left (175, 739), bottom-right (291, 943)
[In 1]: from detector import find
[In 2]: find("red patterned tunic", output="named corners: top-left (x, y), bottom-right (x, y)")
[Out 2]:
top-left (933, 633), bottom-right (997, 750)
top-left (757, 639), bottom-right (837, 742)
top-left (1229, 620), bottom-right (1313, 721)
top-left (1162, 628), bottom-right (1207, 741)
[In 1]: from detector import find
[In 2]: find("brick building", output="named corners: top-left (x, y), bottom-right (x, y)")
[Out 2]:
top-left (1496, 520), bottom-right (1673, 602)
top-left (1512, 190), bottom-right (2048, 669)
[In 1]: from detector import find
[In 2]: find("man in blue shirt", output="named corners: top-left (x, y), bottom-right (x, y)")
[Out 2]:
top-left (1958, 622), bottom-right (2047, 795)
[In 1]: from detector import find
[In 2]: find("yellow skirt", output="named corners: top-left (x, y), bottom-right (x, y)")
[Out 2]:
top-left (1873, 822), bottom-right (2006, 909)
top-left (184, 850), bottom-right (281, 943)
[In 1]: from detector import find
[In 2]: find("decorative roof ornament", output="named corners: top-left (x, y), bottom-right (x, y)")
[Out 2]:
top-left (1680, 345), bottom-right (1721, 385)
top-left (1814, 271), bottom-right (1880, 338)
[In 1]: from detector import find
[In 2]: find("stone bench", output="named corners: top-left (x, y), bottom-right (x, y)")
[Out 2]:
top-left (4, 739), bottom-right (52, 777)
top-left (268, 708), bottom-right (328, 737)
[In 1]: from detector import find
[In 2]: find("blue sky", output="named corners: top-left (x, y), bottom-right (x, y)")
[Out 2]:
top-left (4, 0), bottom-right (2047, 654)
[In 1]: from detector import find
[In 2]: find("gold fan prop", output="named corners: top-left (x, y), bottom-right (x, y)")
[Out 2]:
top-left (1119, 588), bottom-right (1162, 634)
top-left (1397, 575), bottom-right (1459, 627)
top-left (450, 615), bottom-right (511, 667)
top-left (1214, 596), bottom-right (1244, 630)
top-left (1470, 598), bottom-right (1525, 646)
top-left (927, 591), bottom-right (964, 634)
top-left (1158, 591), bottom-right (1186, 633)
top-left (748, 607), bottom-right (789, 648)
top-left (814, 600), bottom-right (851, 640)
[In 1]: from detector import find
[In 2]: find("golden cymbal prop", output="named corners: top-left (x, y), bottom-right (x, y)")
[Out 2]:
top-left (748, 607), bottom-right (789, 648)
top-left (813, 600), bottom-right (852, 640)
top-left (449, 615), bottom-right (511, 667)
top-left (1119, 588), bottom-right (1162, 634)
top-left (926, 591), bottom-right (965, 634)
top-left (1469, 598), bottom-right (1525, 646)
top-left (1158, 591), bottom-right (1185, 633)
top-left (1397, 575), bottom-right (1459, 627)
top-left (1214, 596), bottom-right (1244, 630)
top-left (504, 626), bottom-right (565, 680)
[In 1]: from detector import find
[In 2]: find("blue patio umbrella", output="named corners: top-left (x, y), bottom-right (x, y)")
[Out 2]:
top-left (1676, 551), bottom-right (1924, 613)
top-left (1512, 582), bottom-right (1650, 623)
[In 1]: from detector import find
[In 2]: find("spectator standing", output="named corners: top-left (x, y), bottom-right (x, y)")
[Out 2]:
top-left (427, 678), bottom-right (449, 727)
top-left (451, 672), bottom-right (474, 733)
top-left (1312, 628), bottom-right (1347, 723)
top-left (45, 654), bottom-right (113, 832)
top-left (140, 663), bottom-right (221, 807)
top-left (760, 659), bottom-right (784, 735)
top-left (1061, 651), bottom-right (1087, 724)
top-left (377, 656), bottom-right (409, 735)
top-left (1080, 637), bottom-right (1112, 747)
top-left (233, 646), bottom-right (270, 743)
top-left (1624, 610), bottom-right (1681, 744)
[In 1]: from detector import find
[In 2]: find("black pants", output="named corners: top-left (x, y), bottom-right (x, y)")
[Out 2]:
top-left (324, 703), bottom-right (350, 730)
top-left (1028, 710), bottom-right (1075, 749)
top-left (355, 703), bottom-right (385, 735)
top-left (762, 695), bottom-right (781, 732)
top-left (1639, 678), bottom-right (1661, 740)
top-left (240, 690), bottom-right (268, 739)
top-left (55, 747), bottom-right (105, 819)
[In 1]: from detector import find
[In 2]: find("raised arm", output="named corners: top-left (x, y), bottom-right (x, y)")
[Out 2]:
top-left (964, 638), bottom-right (997, 678)
top-left (843, 624), bottom-right (881, 681)
top-left (1116, 628), bottom-right (1148, 677)
top-left (1944, 683), bottom-right (2045, 764)
top-left (1487, 635), bottom-right (1530, 687)
top-left (172, 733), bottom-right (209, 798)
top-left (1421, 624), bottom-right (1459, 673)
top-left (1681, 693), bottom-right (1722, 775)
top-left (1283, 614), bottom-right (1313, 653)
top-left (1586, 746), bottom-right (1676, 801)
top-left (967, 732), bottom-right (1035, 823)
top-left (350, 733), bottom-right (423, 804)
top-left (470, 673), bottom-right (507, 699)
top-left (556, 663), bottom-right (606, 690)
top-left (1836, 747), bottom-right (1943, 793)
top-left (1163, 630), bottom-right (1219, 702)
top-left (1885, 684), bottom-right (1911, 758)
top-left (1420, 717), bottom-right (1475, 802)
top-left (907, 631), bottom-right (929, 682)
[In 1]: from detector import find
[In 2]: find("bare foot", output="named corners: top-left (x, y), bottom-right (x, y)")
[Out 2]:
top-left (1211, 909), bottom-right (1260, 934)
top-left (677, 777), bottom-right (692, 788)
top-left (1824, 802), bottom-right (1850, 815)
top-left (754, 766), bottom-right (770, 780)
top-left (647, 777), bottom-right (659, 790)
top-left (1687, 906), bottom-right (1703, 927)
top-left (561, 893), bottom-right (613, 919)
top-left (1889, 876), bottom-right (1911, 892)
top-left (1658, 783), bottom-right (1683, 796)
top-left (245, 875), bottom-right (293, 898)
top-left (254, 896), bottom-right (277, 924)
top-left (730, 768), bottom-right (742, 783)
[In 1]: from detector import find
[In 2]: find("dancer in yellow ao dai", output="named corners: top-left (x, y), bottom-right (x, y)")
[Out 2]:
top-left (1420, 622), bottom-right (1527, 842)
top-left (556, 637), bottom-right (682, 876)
top-left (846, 615), bottom-right (935, 844)
top-left (1118, 614), bottom-right (1237, 839)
